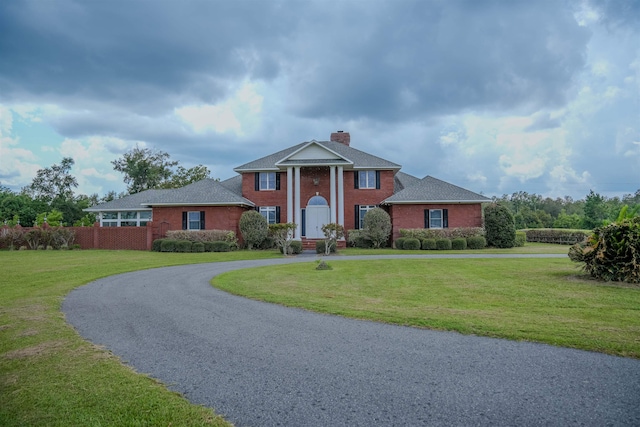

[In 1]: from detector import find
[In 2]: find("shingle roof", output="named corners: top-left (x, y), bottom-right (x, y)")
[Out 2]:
top-left (234, 140), bottom-right (401, 171)
top-left (84, 189), bottom-right (171, 211)
top-left (384, 176), bottom-right (491, 204)
top-left (147, 179), bottom-right (254, 206)
top-left (394, 171), bottom-right (421, 193)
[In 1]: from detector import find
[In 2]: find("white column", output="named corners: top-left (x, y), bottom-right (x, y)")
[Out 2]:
top-left (337, 166), bottom-right (344, 228)
top-left (330, 165), bottom-right (337, 223)
top-left (287, 167), bottom-right (293, 225)
top-left (294, 166), bottom-right (301, 240)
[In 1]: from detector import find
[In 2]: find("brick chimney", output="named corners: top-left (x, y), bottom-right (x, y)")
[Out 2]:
top-left (330, 130), bottom-right (350, 146)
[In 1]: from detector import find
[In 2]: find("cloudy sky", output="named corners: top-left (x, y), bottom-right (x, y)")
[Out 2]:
top-left (0, 0), bottom-right (638, 200)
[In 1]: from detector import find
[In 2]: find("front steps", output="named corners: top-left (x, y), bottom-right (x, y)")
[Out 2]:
top-left (300, 238), bottom-right (347, 251)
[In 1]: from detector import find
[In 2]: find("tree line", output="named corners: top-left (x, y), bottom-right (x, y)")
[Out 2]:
top-left (0, 146), bottom-right (212, 227)
top-left (1, 145), bottom-right (637, 229)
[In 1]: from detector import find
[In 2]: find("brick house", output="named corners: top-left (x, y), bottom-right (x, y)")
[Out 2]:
top-left (86, 131), bottom-right (489, 245)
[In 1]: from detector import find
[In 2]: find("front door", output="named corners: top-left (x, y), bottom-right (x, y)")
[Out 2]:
top-left (305, 195), bottom-right (330, 238)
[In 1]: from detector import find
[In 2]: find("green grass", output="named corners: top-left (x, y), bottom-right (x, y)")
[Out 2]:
top-left (0, 249), bottom-right (280, 427)
top-left (341, 242), bottom-right (572, 255)
top-left (213, 257), bottom-right (640, 358)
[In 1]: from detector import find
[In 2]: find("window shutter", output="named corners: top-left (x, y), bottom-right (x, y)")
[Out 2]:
top-left (354, 171), bottom-right (359, 189)
top-left (255, 206), bottom-right (260, 212)
top-left (354, 205), bottom-right (360, 229)
top-left (424, 209), bottom-right (430, 229)
top-left (200, 211), bottom-right (205, 230)
top-left (182, 212), bottom-right (187, 230)
top-left (275, 206), bottom-right (281, 223)
top-left (375, 170), bottom-right (381, 189)
top-left (301, 209), bottom-right (306, 237)
top-left (254, 172), bottom-right (260, 191)
top-left (443, 209), bottom-right (448, 228)
top-left (275, 173), bottom-right (281, 190)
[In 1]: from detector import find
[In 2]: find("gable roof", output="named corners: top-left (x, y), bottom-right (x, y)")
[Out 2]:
top-left (384, 176), bottom-right (491, 204)
top-left (84, 189), bottom-right (171, 212)
top-left (394, 171), bottom-right (421, 193)
top-left (234, 140), bottom-right (401, 172)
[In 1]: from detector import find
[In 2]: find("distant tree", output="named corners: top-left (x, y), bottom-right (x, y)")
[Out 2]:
top-left (583, 190), bottom-right (608, 229)
top-left (160, 165), bottom-right (212, 189)
top-left (553, 210), bottom-right (583, 229)
top-left (112, 146), bottom-right (178, 194)
top-left (484, 203), bottom-right (516, 248)
top-left (24, 157), bottom-right (78, 202)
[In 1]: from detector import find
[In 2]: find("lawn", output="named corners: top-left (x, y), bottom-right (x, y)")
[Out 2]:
top-left (0, 250), bottom-right (280, 427)
top-left (213, 257), bottom-right (640, 358)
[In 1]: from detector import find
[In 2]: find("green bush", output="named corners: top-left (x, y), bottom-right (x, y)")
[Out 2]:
top-left (165, 229), bottom-right (237, 244)
top-left (192, 242), bottom-right (205, 253)
top-left (239, 210), bottom-right (268, 249)
top-left (515, 231), bottom-right (526, 247)
top-left (569, 218), bottom-right (640, 283)
top-left (451, 238), bottom-right (467, 250)
top-left (289, 240), bottom-right (303, 255)
top-left (466, 236), bottom-right (486, 249)
top-left (435, 238), bottom-right (452, 250)
top-left (394, 237), bottom-right (407, 250)
top-left (209, 241), bottom-right (231, 252)
top-left (402, 238), bottom-right (421, 250)
top-left (421, 238), bottom-right (437, 250)
top-left (400, 227), bottom-right (485, 240)
top-left (484, 203), bottom-right (516, 248)
top-left (524, 228), bottom-right (590, 245)
top-left (257, 236), bottom-right (276, 249)
top-left (175, 240), bottom-right (193, 253)
top-left (160, 239), bottom-right (177, 252)
top-left (347, 229), bottom-right (373, 248)
top-left (363, 208), bottom-right (392, 248)
top-left (316, 240), bottom-right (336, 254)
top-left (152, 239), bottom-right (163, 252)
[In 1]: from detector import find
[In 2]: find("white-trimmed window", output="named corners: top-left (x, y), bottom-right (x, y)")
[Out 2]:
top-left (355, 170), bottom-right (380, 189)
top-left (100, 211), bottom-right (152, 227)
top-left (187, 211), bottom-right (202, 230)
top-left (358, 205), bottom-right (377, 229)
top-left (260, 172), bottom-right (276, 190)
top-left (425, 209), bottom-right (448, 229)
top-left (259, 206), bottom-right (279, 224)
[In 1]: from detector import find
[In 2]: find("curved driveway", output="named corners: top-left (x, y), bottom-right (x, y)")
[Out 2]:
top-left (63, 255), bottom-right (640, 426)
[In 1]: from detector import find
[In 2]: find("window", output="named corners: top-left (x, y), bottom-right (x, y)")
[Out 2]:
top-left (182, 211), bottom-right (205, 230)
top-left (259, 206), bottom-right (280, 224)
top-left (257, 172), bottom-right (277, 190)
top-left (425, 209), bottom-right (448, 229)
top-left (356, 204), bottom-right (377, 229)
top-left (99, 211), bottom-right (152, 227)
top-left (354, 170), bottom-right (380, 189)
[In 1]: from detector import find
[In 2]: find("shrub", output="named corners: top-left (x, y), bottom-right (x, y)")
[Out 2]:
top-left (451, 238), bottom-right (467, 250)
top-left (569, 218), bottom-right (640, 283)
top-left (257, 236), bottom-right (276, 249)
top-left (239, 210), bottom-right (268, 249)
top-left (160, 239), bottom-right (177, 252)
top-left (484, 203), bottom-right (516, 248)
top-left (192, 242), bottom-right (205, 253)
top-left (165, 229), bottom-right (237, 244)
top-left (1, 227), bottom-right (24, 250)
top-left (400, 227), bottom-right (485, 240)
top-left (269, 223), bottom-right (297, 255)
top-left (515, 231), bottom-right (526, 247)
top-left (466, 236), bottom-right (486, 249)
top-left (524, 229), bottom-right (590, 245)
top-left (24, 228), bottom-right (46, 250)
top-left (422, 238), bottom-right (437, 250)
top-left (403, 238), bottom-right (421, 250)
top-left (394, 237), bottom-right (407, 250)
top-left (210, 241), bottom-right (231, 252)
top-left (435, 238), bottom-right (452, 250)
top-left (316, 240), bottom-right (336, 254)
top-left (152, 239), bottom-right (164, 252)
top-left (316, 260), bottom-right (332, 270)
top-left (175, 240), bottom-right (193, 253)
top-left (51, 228), bottom-right (76, 248)
top-left (347, 229), bottom-right (373, 248)
top-left (289, 240), bottom-right (303, 254)
top-left (321, 223), bottom-right (344, 256)
top-left (363, 208), bottom-right (392, 248)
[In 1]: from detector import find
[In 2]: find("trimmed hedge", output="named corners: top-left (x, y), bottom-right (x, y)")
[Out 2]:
top-left (175, 240), bottom-right (193, 253)
top-left (435, 238), bottom-right (452, 250)
top-left (394, 237), bottom-right (407, 250)
top-left (210, 241), bottom-right (231, 252)
top-left (515, 231), bottom-right (526, 247)
top-left (289, 240), bottom-right (303, 255)
top-left (485, 203), bottom-right (516, 248)
top-left (422, 238), bottom-right (437, 250)
top-left (403, 238), bottom-right (421, 250)
top-left (152, 239), bottom-right (163, 252)
top-left (524, 228), bottom-right (590, 245)
top-left (451, 238), bottom-right (467, 250)
top-left (466, 236), bottom-right (486, 249)
top-left (400, 227), bottom-right (484, 240)
top-left (192, 242), bottom-right (205, 253)
top-left (160, 239), bottom-right (177, 252)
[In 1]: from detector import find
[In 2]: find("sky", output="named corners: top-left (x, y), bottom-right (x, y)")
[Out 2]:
top-left (0, 0), bottom-right (638, 201)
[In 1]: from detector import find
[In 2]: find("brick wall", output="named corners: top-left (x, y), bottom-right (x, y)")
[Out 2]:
top-left (151, 205), bottom-right (248, 239)
top-left (388, 203), bottom-right (484, 241)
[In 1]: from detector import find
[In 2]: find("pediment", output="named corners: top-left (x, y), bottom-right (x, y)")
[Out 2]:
top-left (275, 141), bottom-right (350, 165)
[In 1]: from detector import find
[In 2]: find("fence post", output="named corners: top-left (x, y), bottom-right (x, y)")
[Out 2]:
top-left (93, 222), bottom-right (100, 249)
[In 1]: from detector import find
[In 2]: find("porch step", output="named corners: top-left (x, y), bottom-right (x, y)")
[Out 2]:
top-left (300, 238), bottom-right (347, 250)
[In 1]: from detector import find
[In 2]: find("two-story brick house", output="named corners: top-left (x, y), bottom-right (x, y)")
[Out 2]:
top-left (87, 131), bottom-right (490, 245)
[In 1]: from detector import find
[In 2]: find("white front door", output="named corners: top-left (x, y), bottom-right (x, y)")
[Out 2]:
top-left (305, 205), bottom-right (330, 238)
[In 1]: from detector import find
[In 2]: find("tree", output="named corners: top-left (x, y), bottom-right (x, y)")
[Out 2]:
top-left (583, 190), bottom-right (608, 229)
top-left (321, 223), bottom-right (345, 255)
top-left (484, 203), bottom-right (516, 248)
top-left (112, 146), bottom-right (178, 194)
top-left (269, 223), bottom-right (297, 255)
top-left (160, 165), bottom-right (212, 189)
top-left (24, 157), bottom-right (78, 202)
top-left (239, 210), bottom-right (268, 249)
top-left (363, 208), bottom-right (391, 248)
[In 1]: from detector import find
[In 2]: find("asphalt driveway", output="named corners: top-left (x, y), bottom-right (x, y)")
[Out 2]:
top-left (63, 255), bottom-right (640, 426)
